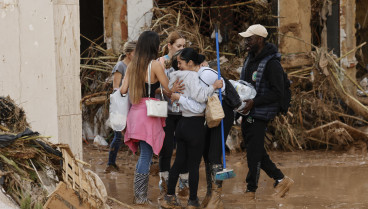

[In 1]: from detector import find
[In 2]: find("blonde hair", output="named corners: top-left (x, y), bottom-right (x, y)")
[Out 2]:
top-left (118, 41), bottom-right (136, 60)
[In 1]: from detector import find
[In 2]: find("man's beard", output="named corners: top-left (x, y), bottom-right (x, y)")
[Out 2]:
top-left (245, 43), bottom-right (259, 54)
top-left (249, 44), bottom-right (259, 54)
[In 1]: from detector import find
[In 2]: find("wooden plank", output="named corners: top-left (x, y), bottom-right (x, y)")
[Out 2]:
top-left (44, 182), bottom-right (93, 209)
top-left (84, 96), bottom-right (108, 106)
top-left (305, 120), bottom-right (368, 141)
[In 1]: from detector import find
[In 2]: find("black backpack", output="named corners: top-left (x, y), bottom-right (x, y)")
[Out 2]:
top-left (280, 72), bottom-right (291, 115)
top-left (223, 77), bottom-right (242, 109)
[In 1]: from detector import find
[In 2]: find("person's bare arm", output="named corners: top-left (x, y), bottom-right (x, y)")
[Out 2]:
top-left (119, 69), bottom-right (129, 94)
top-left (112, 72), bottom-right (123, 90)
top-left (152, 60), bottom-right (171, 93)
top-left (152, 61), bottom-right (185, 97)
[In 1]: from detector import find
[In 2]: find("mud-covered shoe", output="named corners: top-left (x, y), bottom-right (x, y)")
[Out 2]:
top-left (178, 184), bottom-right (189, 196)
top-left (273, 176), bottom-right (294, 198)
top-left (159, 171), bottom-right (169, 194)
top-left (134, 198), bottom-right (152, 205)
top-left (178, 175), bottom-right (189, 197)
top-left (244, 190), bottom-right (256, 202)
top-left (187, 198), bottom-right (200, 209)
top-left (159, 177), bottom-right (168, 194)
top-left (160, 195), bottom-right (181, 209)
top-left (104, 164), bottom-right (119, 173)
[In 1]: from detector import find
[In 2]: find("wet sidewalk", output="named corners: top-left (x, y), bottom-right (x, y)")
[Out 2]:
top-left (83, 145), bottom-right (368, 208)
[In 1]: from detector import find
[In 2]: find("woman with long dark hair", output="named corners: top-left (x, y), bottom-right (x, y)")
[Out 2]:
top-left (161, 48), bottom-right (223, 209)
top-left (119, 31), bottom-right (179, 205)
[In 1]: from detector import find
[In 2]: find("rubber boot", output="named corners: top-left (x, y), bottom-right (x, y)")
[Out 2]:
top-left (133, 172), bottom-right (151, 204)
top-left (204, 164), bottom-right (224, 209)
top-left (159, 171), bottom-right (169, 194)
top-left (201, 163), bottom-right (213, 208)
top-left (178, 173), bottom-right (189, 197)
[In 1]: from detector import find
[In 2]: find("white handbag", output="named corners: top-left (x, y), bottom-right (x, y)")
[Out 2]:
top-left (146, 61), bottom-right (168, 117)
top-left (109, 90), bottom-right (130, 131)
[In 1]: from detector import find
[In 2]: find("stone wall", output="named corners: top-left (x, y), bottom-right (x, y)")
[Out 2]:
top-left (278, 0), bottom-right (312, 54)
top-left (0, 0), bottom-right (82, 158)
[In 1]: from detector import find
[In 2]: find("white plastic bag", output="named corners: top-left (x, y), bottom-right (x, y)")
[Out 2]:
top-left (93, 135), bottom-right (108, 146)
top-left (229, 80), bottom-right (257, 114)
top-left (109, 90), bottom-right (130, 131)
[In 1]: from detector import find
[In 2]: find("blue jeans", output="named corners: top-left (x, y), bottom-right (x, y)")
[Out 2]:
top-left (136, 141), bottom-right (153, 174)
top-left (108, 131), bottom-right (122, 165)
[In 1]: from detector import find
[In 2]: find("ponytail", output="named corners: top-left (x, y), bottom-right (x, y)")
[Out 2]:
top-left (117, 54), bottom-right (123, 62)
top-left (179, 48), bottom-right (205, 66)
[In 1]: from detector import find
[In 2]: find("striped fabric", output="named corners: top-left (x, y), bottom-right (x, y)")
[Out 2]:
top-left (133, 172), bottom-right (150, 204)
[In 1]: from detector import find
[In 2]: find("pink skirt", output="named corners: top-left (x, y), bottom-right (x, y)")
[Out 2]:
top-left (124, 97), bottom-right (166, 155)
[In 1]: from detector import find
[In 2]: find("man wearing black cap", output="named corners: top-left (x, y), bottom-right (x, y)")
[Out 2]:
top-left (238, 24), bottom-right (294, 201)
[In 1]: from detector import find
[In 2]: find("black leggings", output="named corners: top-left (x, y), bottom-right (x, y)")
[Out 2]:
top-left (203, 102), bottom-right (234, 165)
top-left (159, 114), bottom-right (182, 172)
top-left (167, 116), bottom-right (206, 200)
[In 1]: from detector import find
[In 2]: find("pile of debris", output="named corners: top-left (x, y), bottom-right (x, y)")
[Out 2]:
top-left (79, 0), bottom-right (368, 152)
top-left (269, 44), bottom-right (368, 151)
top-left (0, 97), bottom-right (109, 209)
top-left (0, 96), bottom-right (29, 133)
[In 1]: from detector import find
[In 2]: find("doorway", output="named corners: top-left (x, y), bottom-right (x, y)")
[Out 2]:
top-left (79, 0), bottom-right (104, 56)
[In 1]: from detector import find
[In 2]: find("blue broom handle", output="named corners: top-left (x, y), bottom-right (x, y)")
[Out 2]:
top-left (215, 25), bottom-right (227, 169)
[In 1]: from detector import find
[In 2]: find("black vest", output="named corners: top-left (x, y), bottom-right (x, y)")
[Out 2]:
top-left (241, 53), bottom-right (281, 121)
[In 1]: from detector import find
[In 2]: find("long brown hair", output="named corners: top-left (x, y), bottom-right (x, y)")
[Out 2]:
top-left (127, 31), bottom-right (160, 104)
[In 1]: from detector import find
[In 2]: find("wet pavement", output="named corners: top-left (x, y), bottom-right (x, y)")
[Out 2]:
top-left (83, 144), bottom-right (368, 208)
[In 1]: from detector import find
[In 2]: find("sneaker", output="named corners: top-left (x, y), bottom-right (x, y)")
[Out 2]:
top-left (244, 190), bottom-right (256, 202)
top-left (187, 198), bottom-right (200, 209)
top-left (273, 176), bottom-right (294, 198)
top-left (160, 195), bottom-right (181, 209)
top-left (104, 164), bottom-right (119, 173)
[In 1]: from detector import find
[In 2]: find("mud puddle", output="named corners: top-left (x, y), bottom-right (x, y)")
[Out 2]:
top-left (83, 144), bottom-right (368, 208)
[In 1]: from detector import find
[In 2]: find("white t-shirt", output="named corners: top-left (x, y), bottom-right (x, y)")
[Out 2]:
top-left (198, 67), bottom-right (226, 94)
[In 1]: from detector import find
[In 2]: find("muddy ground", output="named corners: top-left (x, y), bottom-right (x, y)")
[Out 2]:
top-left (83, 143), bottom-right (368, 209)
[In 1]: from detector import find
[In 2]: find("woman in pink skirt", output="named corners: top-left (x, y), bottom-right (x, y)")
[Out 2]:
top-left (119, 31), bottom-right (180, 205)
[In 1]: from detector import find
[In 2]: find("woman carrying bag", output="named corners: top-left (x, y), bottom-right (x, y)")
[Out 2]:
top-left (200, 66), bottom-right (235, 209)
top-left (161, 48), bottom-right (223, 209)
top-left (105, 40), bottom-right (136, 173)
top-left (119, 31), bottom-right (180, 205)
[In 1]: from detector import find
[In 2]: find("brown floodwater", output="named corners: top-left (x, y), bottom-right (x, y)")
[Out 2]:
top-left (83, 144), bottom-right (368, 209)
